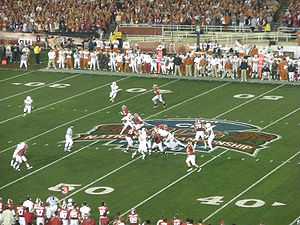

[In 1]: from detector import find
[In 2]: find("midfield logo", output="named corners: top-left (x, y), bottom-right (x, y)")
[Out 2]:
top-left (74, 119), bottom-right (280, 156)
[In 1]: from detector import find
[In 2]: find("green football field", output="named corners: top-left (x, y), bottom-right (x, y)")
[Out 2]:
top-left (0, 69), bottom-right (300, 225)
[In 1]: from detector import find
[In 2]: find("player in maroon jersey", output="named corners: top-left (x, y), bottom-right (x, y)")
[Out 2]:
top-left (98, 202), bottom-right (109, 225)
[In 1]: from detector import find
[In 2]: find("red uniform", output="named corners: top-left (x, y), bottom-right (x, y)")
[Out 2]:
top-left (82, 218), bottom-right (97, 225)
top-left (121, 106), bottom-right (129, 116)
top-left (17, 145), bottom-right (28, 156)
top-left (98, 206), bottom-right (109, 225)
top-left (186, 144), bottom-right (195, 155)
top-left (154, 87), bottom-right (160, 96)
top-left (128, 213), bottom-right (139, 225)
top-left (134, 116), bottom-right (143, 125)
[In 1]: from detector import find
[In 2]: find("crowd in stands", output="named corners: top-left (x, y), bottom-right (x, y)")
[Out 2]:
top-left (0, 0), bottom-right (280, 33)
top-left (0, 0), bottom-right (118, 35)
top-left (116, 0), bottom-right (279, 31)
top-left (281, 0), bottom-right (300, 27)
top-left (0, 196), bottom-right (266, 225)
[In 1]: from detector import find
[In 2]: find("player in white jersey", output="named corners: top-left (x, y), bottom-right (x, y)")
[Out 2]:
top-left (90, 51), bottom-right (97, 70)
top-left (252, 55), bottom-right (259, 78)
top-left (110, 52), bottom-right (117, 72)
top-left (58, 49), bottom-right (66, 69)
top-left (23, 196), bottom-right (34, 212)
top-left (120, 112), bottom-right (134, 135)
top-left (109, 81), bottom-right (120, 102)
top-left (194, 120), bottom-right (207, 149)
top-left (0, 197), bottom-right (3, 224)
top-left (205, 123), bottom-right (215, 150)
top-left (125, 128), bottom-right (136, 152)
top-left (46, 195), bottom-right (59, 217)
top-left (64, 126), bottom-right (74, 152)
top-left (164, 132), bottom-right (185, 150)
top-left (132, 128), bottom-right (148, 159)
top-left (20, 53), bottom-right (28, 70)
top-left (11, 142), bottom-right (32, 171)
top-left (23, 96), bottom-right (33, 116)
top-left (73, 51), bottom-right (80, 69)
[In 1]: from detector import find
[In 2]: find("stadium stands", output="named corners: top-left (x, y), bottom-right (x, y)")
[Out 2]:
top-left (282, 0), bottom-right (300, 27)
top-left (0, 0), bottom-right (281, 33)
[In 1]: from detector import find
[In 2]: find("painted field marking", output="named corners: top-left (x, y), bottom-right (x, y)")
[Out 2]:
top-left (0, 77), bottom-right (129, 125)
top-left (289, 216), bottom-right (300, 225)
top-left (0, 74), bottom-right (80, 102)
top-left (121, 150), bottom-right (228, 216)
top-left (0, 71), bottom-right (34, 83)
top-left (0, 81), bottom-right (230, 155)
top-left (203, 151), bottom-right (300, 222)
top-left (0, 81), bottom-right (229, 190)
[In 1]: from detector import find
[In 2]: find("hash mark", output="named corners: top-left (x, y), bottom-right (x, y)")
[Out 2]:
top-left (32, 143), bottom-right (37, 145)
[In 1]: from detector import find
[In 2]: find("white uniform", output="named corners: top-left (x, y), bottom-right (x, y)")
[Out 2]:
top-left (58, 50), bottom-right (65, 69)
top-left (24, 96), bottom-right (33, 115)
top-left (132, 129), bottom-right (148, 159)
top-left (90, 51), bottom-right (97, 70)
top-left (46, 196), bottom-right (58, 217)
top-left (59, 208), bottom-right (69, 225)
top-left (69, 208), bottom-right (80, 225)
top-left (64, 127), bottom-right (73, 151)
top-left (206, 123), bottom-right (215, 150)
top-left (109, 82), bottom-right (119, 102)
top-left (164, 132), bottom-right (185, 150)
top-left (11, 142), bottom-right (31, 171)
top-left (20, 54), bottom-right (28, 70)
top-left (120, 113), bottom-right (134, 134)
top-left (73, 52), bottom-right (80, 69)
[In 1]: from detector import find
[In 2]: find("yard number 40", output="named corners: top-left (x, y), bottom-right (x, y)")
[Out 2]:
top-left (197, 196), bottom-right (266, 208)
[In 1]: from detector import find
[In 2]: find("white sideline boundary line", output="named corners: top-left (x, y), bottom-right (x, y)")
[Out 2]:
top-left (0, 71), bottom-right (34, 83)
top-left (0, 81), bottom-right (230, 190)
top-left (0, 76), bottom-right (129, 125)
top-left (0, 79), bottom-right (178, 155)
top-left (121, 150), bottom-right (229, 216)
top-left (203, 151), bottom-right (300, 222)
top-left (0, 74), bottom-right (80, 102)
top-left (289, 216), bottom-right (300, 225)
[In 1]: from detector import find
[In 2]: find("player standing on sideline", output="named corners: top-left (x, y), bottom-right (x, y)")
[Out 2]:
top-left (98, 202), bottom-right (110, 225)
top-left (194, 119), bottom-right (207, 149)
top-left (186, 140), bottom-right (201, 172)
top-left (11, 142), bottom-right (32, 171)
top-left (127, 209), bottom-right (140, 225)
top-left (205, 123), bottom-right (215, 150)
top-left (64, 126), bottom-right (74, 152)
top-left (109, 82), bottom-right (120, 102)
top-left (152, 84), bottom-right (166, 108)
top-left (20, 53), bottom-right (28, 70)
top-left (23, 96), bottom-right (33, 116)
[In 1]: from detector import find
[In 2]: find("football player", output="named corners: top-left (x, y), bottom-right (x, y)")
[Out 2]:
top-left (109, 82), bottom-right (120, 102)
top-left (34, 201), bottom-right (46, 225)
top-left (23, 96), bottom-right (33, 116)
top-left (132, 128), bottom-right (148, 160)
top-left (120, 111), bottom-right (134, 135)
top-left (16, 205), bottom-right (26, 225)
top-left (125, 128), bottom-right (136, 152)
top-left (11, 142), bottom-right (32, 171)
top-left (205, 123), bottom-right (216, 150)
top-left (186, 140), bottom-right (201, 172)
top-left (152, 84), bottom-right (166, 108)
top-left (133, 113), bottom-right (144, 130)
top-left (151, 128), bottom-right (164, 153)
top-left (194, 119), bottom-right (207, 149)
top-left (127, 208), bottom-right (140, 225)
top-left (98, 202), bottom-right (110, 225)
top-left (64, 126), bottom-right (74, 152)
top-left (69, 203), bottom-right (80, 225)
top-left (164, 132), bottom-right (185, 150)
top-left (58, 203), bottom-right (69, 225)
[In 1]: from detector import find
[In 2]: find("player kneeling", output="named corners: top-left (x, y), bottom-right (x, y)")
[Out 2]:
top-left (11, 142), bottom-right (32, 171)
top-left (185, 140), bottom-right (201, 172)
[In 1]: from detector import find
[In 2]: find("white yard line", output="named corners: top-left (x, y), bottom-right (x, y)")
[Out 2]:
top-left (0, 74), bottom-right (80, 102)
top-left (60, 156), bottom-right (142, 202)
top-left (289, 216), bottom-right (300, 225)
top-left (0, 79), bottom-right (178, 155)
top-left (120, 150), bottom-right (229, 216)
top-left (0, 80), bottom-right (229, 190)
top-left (0, 71), bottom-right (34, 83)
top-left (0, 77), bottom-right (129, 125)
top-left (215, 84), bottom-right (285, 118)
top-left (203, 151), bottom-right (300, 222)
